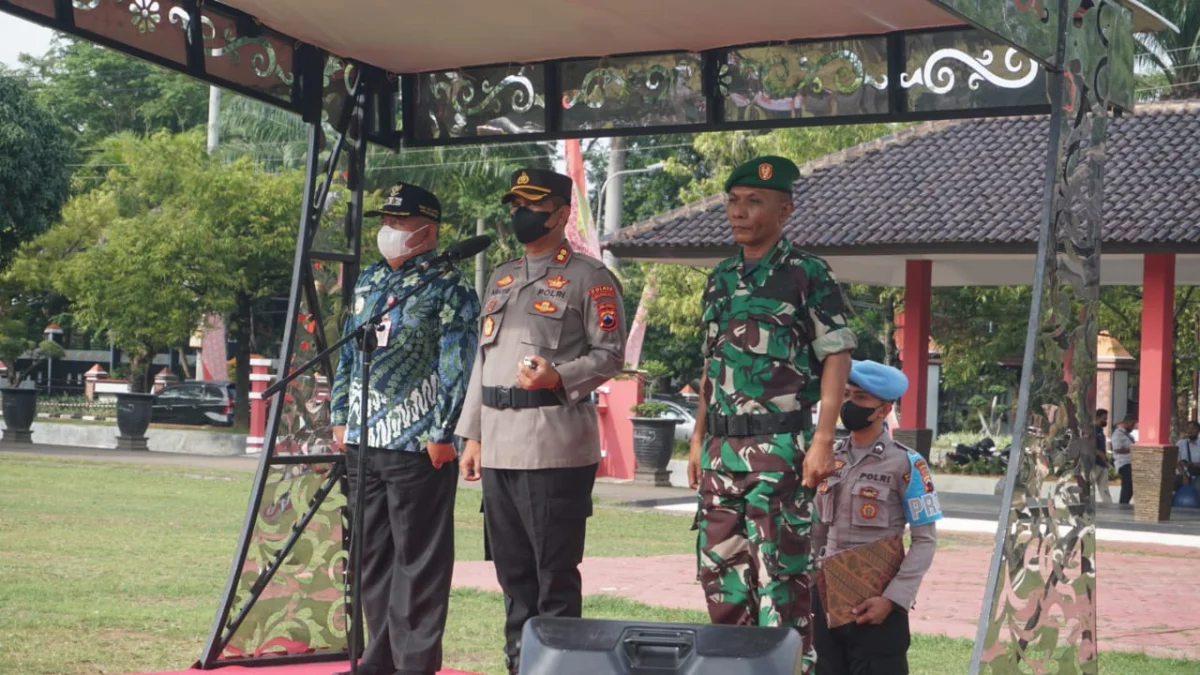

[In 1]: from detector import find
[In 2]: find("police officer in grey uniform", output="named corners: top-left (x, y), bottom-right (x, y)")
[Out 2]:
top-left (455, 168), bottom-right (627, 675)
top-left (812, 360), bottom-right (941, 674)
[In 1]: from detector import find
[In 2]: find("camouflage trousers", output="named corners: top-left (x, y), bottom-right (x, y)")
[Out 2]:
top-left (695, 469), bottom-right (817, 674)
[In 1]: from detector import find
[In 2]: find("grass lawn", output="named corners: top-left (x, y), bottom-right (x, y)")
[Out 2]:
top-left (0, 453), bottom-right (1195, 675)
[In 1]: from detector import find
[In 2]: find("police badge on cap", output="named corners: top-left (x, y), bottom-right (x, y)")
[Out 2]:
top-left (366, 182), bottom-right (442, 222)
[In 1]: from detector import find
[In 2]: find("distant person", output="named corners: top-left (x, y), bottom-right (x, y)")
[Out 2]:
top-left (1176, 420), bottom-right (1200, 491)
top-left (1094, 409), bottom-right (1112, 504)
top-left (1110, 415), bottom-right (1137, 505)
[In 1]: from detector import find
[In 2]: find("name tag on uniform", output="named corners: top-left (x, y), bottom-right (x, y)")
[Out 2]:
top-left (376, 315), bottom-right (392, 348)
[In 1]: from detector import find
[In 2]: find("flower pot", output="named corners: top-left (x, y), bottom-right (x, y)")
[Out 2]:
top-left (630, 416), bottom-right (678, 487)
top-left (1, 388), bottom-right (37, 444)
top-left (116, 392), bottom-right (155, 451)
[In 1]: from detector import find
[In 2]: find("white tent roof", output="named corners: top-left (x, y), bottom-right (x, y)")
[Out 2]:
top-left (220, 0), bottom-right (1170, 74)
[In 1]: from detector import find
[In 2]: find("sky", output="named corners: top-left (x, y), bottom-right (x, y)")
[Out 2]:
top-left (0, 14), bottom-right (56, 67)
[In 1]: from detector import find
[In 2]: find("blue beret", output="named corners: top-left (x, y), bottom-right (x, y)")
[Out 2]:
top-left (848, 360), bottom-right (908, 401)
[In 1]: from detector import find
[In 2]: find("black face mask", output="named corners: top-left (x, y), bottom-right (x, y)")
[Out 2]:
top-left (511, 207), bottom-right (553, 244)
top-left (840, 400), bottom-right (880, 432)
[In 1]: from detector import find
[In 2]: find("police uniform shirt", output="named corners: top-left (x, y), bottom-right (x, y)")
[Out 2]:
top-left (813, 433), bottom-right (942, 610)
top-left (454, 243), bottom-right (627, 469)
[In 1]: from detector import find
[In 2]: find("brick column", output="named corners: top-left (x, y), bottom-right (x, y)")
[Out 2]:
top-left (1133, 445), bottom-right (1178, 522)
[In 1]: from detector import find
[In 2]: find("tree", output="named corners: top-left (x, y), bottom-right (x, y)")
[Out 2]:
top-left (1134, 0), bottom-right (1200, 100)
top-left (0, 72), bottom-right (76, 265)
top-left (18, 37), bottom-right (209, 149)
top-left (56, 204), bottom-right (225, 392)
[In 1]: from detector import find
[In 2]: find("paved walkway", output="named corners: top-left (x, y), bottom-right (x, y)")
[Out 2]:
top-left (452, 538), bottom-right (1200, 660)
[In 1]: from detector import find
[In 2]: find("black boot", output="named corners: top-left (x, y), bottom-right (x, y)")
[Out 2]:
top-left (505, 652), bottom-right (520, 675)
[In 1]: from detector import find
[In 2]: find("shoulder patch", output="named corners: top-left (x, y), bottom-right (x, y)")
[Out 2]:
top-left (495, 274), bottom-right (514, 288)
top-left (903, 451), bottom-right (942, 527)
top-left (589, 285), bottom-right (617, 302)
top-left (596, 301), bottom-right (619, 332)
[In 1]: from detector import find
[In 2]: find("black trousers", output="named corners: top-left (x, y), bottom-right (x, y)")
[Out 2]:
top-left (1119, 464), bottom-right (1133, 504)
top-left (481, 464), bottom-right (598, 663)
top-left (812, 590), bottom-right (910, 675)
top-left (346, 446), bottom-right (457, 675)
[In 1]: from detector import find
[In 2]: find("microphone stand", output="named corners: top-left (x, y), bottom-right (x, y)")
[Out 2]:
top-left (261, 261), bottom-right (456, 675)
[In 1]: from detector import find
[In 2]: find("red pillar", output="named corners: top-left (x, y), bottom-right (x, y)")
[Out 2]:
top-left (900, 260), bottom-right (932, 429)
top-left (247, 354), bottom-right (272, 454)
top-left (1140, 254), bottom-right (1175, 446)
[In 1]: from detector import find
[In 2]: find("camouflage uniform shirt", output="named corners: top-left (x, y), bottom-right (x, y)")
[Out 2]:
top-left (700, 237), bottom-right (859, 472)
top-left (330, 252), bottom-right (481, 451)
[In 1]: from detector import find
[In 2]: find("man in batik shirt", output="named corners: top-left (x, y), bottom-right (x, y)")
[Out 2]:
top-left (330, 182), bottom-right (480, 675)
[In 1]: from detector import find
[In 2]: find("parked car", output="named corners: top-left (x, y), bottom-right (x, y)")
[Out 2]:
top-left (151, 381), bottom-right (236, 427)
top-left (649, 396), bottom-right (696, 443)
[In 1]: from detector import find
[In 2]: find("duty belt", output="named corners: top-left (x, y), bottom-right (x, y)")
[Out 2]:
top-left (707, 409), bottom-right (811, 437)
top-left (482, 386), bottom-right (563, 410)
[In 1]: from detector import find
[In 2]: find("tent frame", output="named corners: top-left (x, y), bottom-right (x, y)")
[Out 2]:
top-left (0, 0), bottom-right (1147, 672)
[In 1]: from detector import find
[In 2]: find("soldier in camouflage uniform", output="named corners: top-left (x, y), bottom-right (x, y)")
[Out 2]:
top-left (688, 156), bottom-right (857, 674)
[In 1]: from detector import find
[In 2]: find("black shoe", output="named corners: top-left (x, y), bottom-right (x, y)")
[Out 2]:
top-left (505, 654), bottom-right (520, 675)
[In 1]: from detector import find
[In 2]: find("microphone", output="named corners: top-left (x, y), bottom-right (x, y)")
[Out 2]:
top-left (416, 235), bottom-right (493, 273)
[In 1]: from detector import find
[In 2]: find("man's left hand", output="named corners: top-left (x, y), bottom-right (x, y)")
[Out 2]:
top-left (852, 596), bottom-right (893, 625)
top-left (803, 433), bottom-right (836, 488)
top-left (427, 441), bottom-right (457, 469)
top-left (516, 355), bottom-right (561, 391)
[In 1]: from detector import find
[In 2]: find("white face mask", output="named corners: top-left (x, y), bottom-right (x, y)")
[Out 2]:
top-left (377, 225), bottom-right (428, 260)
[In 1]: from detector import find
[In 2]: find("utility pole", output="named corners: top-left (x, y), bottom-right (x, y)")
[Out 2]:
top-left (602, 138), bottom-right (625, 269)
top-left (475, 217), bottom-right (486, 297)
top-left (206, 86), bottom-right (221, 153)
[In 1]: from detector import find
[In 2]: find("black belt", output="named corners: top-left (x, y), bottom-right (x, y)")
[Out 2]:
top-left (707, 409), bottom-right (811, 437)
top-left (482, 386), bottom-right (563, 410)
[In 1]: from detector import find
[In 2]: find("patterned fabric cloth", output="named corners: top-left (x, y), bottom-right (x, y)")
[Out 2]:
top-left (699, 237), bottom-right (858, 473)
top-left (330, 252), bottom-right (480, 451)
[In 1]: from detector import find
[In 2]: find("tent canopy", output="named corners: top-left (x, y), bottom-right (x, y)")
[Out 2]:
top-left (0, 0), bottom-right (1174, 148)
top-left (221, 0), bottom-right (965, 74)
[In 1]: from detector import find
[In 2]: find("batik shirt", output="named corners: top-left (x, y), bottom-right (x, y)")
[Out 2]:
top-left (330, 252), bottom-right (480, 451)
top-left (700, 238), bottom-right (857, 473)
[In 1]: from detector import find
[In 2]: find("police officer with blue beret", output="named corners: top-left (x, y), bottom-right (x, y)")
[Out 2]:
top-left (811, 360), bottom-right (941, 674)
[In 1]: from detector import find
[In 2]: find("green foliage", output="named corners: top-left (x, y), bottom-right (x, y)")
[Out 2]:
top-left (0, 72), bottom-right (76, 266)
top-left (1134, 1), bottom-right (1200, 100)
top-left (0, 317), bottom-right (65, 386)
top-left (18, 37), bottom-right (208, 149)
top-left (631, 400), bottom-right (674, 419)
top-left (932, 286), bottom-right (1030, 391)
top-left (670, 125), bottom-right (906, 202)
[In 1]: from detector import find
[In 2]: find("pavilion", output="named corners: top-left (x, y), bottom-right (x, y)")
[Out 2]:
top-left (607, 99), bottom-right (1200, 493)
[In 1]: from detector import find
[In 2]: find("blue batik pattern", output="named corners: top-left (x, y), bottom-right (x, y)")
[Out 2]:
top-left (330, 251), bottom-right (480, 452)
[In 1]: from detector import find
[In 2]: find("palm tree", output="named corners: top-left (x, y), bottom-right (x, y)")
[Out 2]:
top-left (1134, 1), bottom-right (1200, 100)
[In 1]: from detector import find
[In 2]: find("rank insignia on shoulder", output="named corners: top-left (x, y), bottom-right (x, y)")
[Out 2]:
top-left (914, 458), bottom-right (934, 494)
top-left (860, 503), bottom-right (878, 519)
top-left (859, 486), bottom-right (879, 499)
top-left (589, 284), bottom-right (616, 301)
top-left (533, 300), bottom-right (557, 314)
top-left (597, 301), bottom-right (618, 332)
top-left (496, 274), bottom-right (514, 287)
top-left (483, 316), bottom-right (495, 337)
top-left (554, 246), bottom-right (571, 263)
top-left (546, 274), bottom-right (569, 289)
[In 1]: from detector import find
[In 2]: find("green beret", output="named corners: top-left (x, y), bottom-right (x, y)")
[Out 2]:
top-left (723, 155), bottom-right (800, 194)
